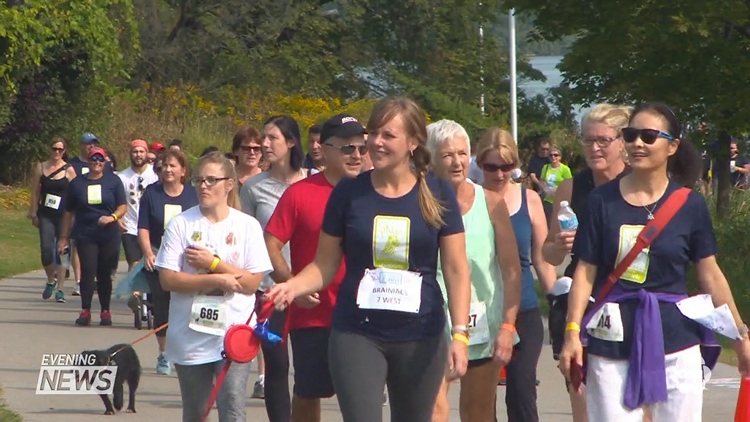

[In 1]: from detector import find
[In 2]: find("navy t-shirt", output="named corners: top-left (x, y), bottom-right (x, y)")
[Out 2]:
top-left (572, 179), bottom-right (717, 359)
top-left (68, 156), bottom-right (113, 176)
top-left (323, 171), bottom-right (465, 342)
top-left (65, 172), bottom-right (126, 242)
top-left (138, 183), bottom-right (199, 249)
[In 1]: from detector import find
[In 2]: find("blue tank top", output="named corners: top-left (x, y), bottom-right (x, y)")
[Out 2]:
top-left (510, 188), bottom-right (537, 310)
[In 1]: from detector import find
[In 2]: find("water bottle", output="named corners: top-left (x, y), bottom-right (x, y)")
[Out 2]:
top-left (558, 201), bottom-right (579, 231)
top-left (60, 246), bottom-right (71, 270)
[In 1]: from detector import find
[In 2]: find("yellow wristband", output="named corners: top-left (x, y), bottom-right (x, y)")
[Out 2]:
top-left (209, 256), bottom-right (221, 272)
top-left (452, 333), bottom-right (469, 346)
top-left (565, 322), bottom-right (581, 332)
top-left (111, 214), bottom-right (118, 221)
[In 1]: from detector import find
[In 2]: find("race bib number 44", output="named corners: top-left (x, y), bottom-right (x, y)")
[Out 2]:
top-left (585, 302), bottom-right (625, 342)
top-left (189, 296), bottom-right (228, 336)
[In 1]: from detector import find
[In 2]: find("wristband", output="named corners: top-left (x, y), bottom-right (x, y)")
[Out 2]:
top-left (209, 256), bottom-right (221, 272)
top-left (111, 214), bottom-right (119, 221)
top-left (565, 322), bottom-right (581, 332)
top-left (501, 323), bottom-right (516, 334)
top-left (452, 333), bottom-right (469, 346)
top-left (451, 324), bottom-right (468, 333)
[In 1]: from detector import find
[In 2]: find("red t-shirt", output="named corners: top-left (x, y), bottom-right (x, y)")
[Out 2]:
top-left (264, 173), bottom-right (346, 330)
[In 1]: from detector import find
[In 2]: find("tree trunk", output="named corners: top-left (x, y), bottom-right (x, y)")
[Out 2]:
top-left (716, 130), bottom-right (731, 218)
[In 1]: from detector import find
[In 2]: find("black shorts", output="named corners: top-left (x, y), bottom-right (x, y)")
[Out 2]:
top-left (122, 234), bottom-right (142, 263)
top-left (290, 327), bottom-right (334, 399)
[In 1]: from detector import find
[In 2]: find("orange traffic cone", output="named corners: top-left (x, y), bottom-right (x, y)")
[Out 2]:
top-left (735, 376), bottom-right (750, 422)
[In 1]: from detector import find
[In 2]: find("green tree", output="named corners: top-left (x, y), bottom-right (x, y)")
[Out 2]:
top-left (503, 0), bottom-right (750, 216)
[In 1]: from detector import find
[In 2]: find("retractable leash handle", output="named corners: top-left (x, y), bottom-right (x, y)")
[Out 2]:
top-left (200, 296), bottom-right (284, 422)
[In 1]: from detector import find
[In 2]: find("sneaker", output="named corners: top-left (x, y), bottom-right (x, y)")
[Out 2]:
top-left (156, 354), bottom-right (171, 375)
top-left (55, 290), bottom-right (66, 303)
top-left (251, 379), bottom-right (265, 399)
top-left (127, 294), bottom-right (142, 313)
top-left (42, 282), bottom-right (56, 300)
top-left (100, 311), bottom-right (112, 326)
top-left (75, 309), bottom-right (91, 326)
top-left (72, 282), bottom-right (80, 296)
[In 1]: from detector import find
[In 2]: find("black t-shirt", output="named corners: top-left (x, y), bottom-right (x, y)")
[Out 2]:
top-left (138, 183), bottom-right (199, 249)
top-left (65, 172), bottom-right (126, 242)
top-left (730, 155), bottom-right (750, 186)
top-left (572, 179), bottom-right (717, 359)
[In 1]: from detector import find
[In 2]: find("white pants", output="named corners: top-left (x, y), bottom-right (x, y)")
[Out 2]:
top-left (587, 345), bottom-right (703, 422)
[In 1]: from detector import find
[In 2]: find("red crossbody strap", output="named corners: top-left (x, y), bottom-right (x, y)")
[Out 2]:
top-left (595, 187), bottom-right (691, 304)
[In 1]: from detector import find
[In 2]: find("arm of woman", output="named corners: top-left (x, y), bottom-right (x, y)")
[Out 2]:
top-left (542, 178), bottom-right (574, 266)
top-left (559, 260), bottom-right (597, 381)
top-left (138, 228), bottom-right (155, 270)
top-left (28, 163), bottom-right (41, 222)
top-left (441, 232), bottom-right (471, 329)
top-left (57, 210), bottom-right (74, 254)
top-left (486, 192), bottom-right (522, 325)
top-left (66, 165), bottom-right (76, 182)
top-left (527, 189), bottom-right (557, 293)
top-left (695, 256), bottom-right (750, 374)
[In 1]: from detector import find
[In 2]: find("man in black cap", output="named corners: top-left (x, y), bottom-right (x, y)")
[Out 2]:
top-left (263, 113), bottom-right (367, 421)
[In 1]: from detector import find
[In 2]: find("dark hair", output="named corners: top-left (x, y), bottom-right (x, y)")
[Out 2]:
top-left (169, 139), bottom-right (183, 148)
top-left (160, 150), bottom-right (191, 184)
top-left (201, 146), bottom-right (220, 157)
top-left (231, 127), bottom-right (262, 153)
top-left (225, 152), bottom-right (238, 165)
top-left (106, 149), bottom-right (118, 171)
top-left (629, 102), bottom-right (701, 188)
top-left (309, 124), bottom-right (322, 136)
top-left (264, 115), bottom-right (304, 171)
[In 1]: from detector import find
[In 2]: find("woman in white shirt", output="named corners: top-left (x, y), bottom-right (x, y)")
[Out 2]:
top-left (155, 151), bottom-right (273, 422)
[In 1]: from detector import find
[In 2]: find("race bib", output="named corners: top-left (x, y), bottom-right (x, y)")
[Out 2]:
top-left (585, 302), bottom-right (624, 342)
top-left (356, 268), bottom-right (422, 313)
top-left (189, 295), bottom-right (229, 336)
top-left (81, 167), bottom-right (89, 175)
top-left (163, 204), bottom-right (183, 229)
top-left (615, 225), bottom-right (650, 284)
top-left (44, 194), bottom-right (62, 210)
top-left (87, 185), bottom-right (102, 205)
top-left (468, 302), bottom-right (490, 346)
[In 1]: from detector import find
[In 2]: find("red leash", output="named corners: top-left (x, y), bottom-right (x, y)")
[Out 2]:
top-left (200, 298), bottom-right (282, 422)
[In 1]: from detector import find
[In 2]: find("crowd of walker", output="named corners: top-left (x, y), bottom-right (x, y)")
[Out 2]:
top-left (24, 96), bottom-right (750, 422)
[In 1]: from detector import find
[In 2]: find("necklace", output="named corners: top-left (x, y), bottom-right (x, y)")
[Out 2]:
top-left (635, 181), bottom-right (669, 220)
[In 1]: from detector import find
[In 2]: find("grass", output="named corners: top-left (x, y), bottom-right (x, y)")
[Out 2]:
top-left (0, 209), bottom-right (41, 280)
top-left (0, 386), bottom-right (23, 422)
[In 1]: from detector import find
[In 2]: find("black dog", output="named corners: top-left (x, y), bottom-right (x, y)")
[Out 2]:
top-left (79, 344), bottom-right (141, 415)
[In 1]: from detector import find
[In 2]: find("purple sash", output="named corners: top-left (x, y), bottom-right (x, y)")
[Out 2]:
top-left (580, 284), bottom-right (720, 410)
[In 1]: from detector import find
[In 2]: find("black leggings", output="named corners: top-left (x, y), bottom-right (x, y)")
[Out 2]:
top-left (145, 269), bottom-right (170, 337)
top-left (328, 329), bottom-right (447, 422)
top-left (504, 308), bottom-right (545, 422)
top-left (256, 292), bottom-right (290, 422)
top-left (76, 237), bottom-right (120, 311)
top-left (38, 213), bottom-right (63, 267)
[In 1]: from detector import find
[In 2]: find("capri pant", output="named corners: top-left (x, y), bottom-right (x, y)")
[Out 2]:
top-left (76, 236), bottom-right (120, 311)
top-left (38, 213), bottom-right (63, 267)
top-left (174, 359), bottom-right (252, 422)
top-left (329, 329), bottom-right (447, 422)
top-left (145, 269), bottom-right (170, 337)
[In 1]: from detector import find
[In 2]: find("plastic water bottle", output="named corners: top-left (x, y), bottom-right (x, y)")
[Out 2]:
top-left (60, 246), bottom-right (71, 270)
top-left (558, 201), bottom-right (579, 231)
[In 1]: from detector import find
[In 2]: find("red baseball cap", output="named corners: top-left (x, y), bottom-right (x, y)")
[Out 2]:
top-left (88, 147), bottom-right (106, 159)
top-left (150, 142), bottom-right (165, 152)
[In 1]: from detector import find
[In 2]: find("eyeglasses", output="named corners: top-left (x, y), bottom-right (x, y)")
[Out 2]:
top-left (581, 136), bottom-right (619, 148)
top-left (51, 147), bottom-right (65, 153)
top-left (550, 153), bottom-right (561, 158)
top-left (90, 155), bottom-right (106, 163)
top-left (481, 162), bottom-right (516, 173)
top-left (190, 176), bottom-right (230, 187)
top-left (325, 143), bottom-right (367, 155)
top-left (239, 145), bottom-right (262, 154)
top-left (147, 157), bottom-right (155, 164)
top-left (621, 127), bottom-right (675, 144)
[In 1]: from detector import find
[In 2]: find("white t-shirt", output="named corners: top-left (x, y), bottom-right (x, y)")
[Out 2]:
top-left (118, 166), bottom-right (159, 235)
top-left (155, 206), bottom-right (273, 365)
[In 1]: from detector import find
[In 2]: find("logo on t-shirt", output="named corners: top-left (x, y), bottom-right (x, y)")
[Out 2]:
top-left (372, 216), bottom-right (410, 271)
top-left (615, 224), bottom-right (650, 284)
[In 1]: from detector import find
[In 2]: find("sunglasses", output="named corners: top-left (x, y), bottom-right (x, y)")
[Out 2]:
top-left (51, 147), bottom-right (65, 153)
top-left (621, 128), bottom-right (675, 144)
top-left (481, 162), bottom-right (515, 173)
top-left (550, 153), bottom-right (561, 157)
top-left (90, 155), bottom-right (106, 163)
top-left (240, 145), bottom-right (262, 154)
top-left (325, 143), bottom-right (367, 155)
top-left (190, 176), bottom-right (230, 188)
top-left (137, 176), bottom-right (145, 191)
top-left (581, 136), bottom-right (619, 148)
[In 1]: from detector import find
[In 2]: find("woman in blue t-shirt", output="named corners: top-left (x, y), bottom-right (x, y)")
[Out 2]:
top-left (559, 103), bottom-right (750, 420)
top-left (137, 149), bottom-right (198, 375)
top-left (267, 97), bottom-right (471, 422)
top-left (58, 147), bottom-right (127, 326)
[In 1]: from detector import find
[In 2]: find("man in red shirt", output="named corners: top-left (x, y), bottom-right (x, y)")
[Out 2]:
top-left (264, 113), bottom-right (366, 422)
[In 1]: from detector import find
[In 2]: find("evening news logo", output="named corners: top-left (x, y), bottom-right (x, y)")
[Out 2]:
top-left (36, 354), bottom-right (117, 395)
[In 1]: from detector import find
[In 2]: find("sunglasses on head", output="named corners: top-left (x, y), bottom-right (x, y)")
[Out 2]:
top-left (481, 162), bottom-right (515, 173)
top-left (90, 155), bottom-right (106, 163)
top-left (621, 127), bottom-right (675, 144)
top-left (240, 145), bottom-right (262, 154)
top-left (190, 176), bottom-right (230, 188)
top-left (325, 142), bottom-right (367, 155)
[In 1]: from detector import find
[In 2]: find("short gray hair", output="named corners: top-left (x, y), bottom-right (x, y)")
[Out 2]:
top-left (426, 119), bottom-right (470, 159)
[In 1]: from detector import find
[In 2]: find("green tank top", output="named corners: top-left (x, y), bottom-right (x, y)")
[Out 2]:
top-left (437, 182), bottom-right (504, 361)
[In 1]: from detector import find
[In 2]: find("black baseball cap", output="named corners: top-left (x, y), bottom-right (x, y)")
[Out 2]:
top-left (320, 114), bottom-right (367, 143)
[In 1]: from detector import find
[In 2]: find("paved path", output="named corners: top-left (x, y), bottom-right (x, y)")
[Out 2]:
top-left (0, 263), bottom-right (742, 421)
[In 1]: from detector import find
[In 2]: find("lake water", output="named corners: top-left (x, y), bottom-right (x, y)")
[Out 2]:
top-left (521, 55), bottom-right (590, 122)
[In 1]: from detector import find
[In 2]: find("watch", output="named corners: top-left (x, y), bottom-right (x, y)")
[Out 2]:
top-left (739, 324), bottom-right (749, 340)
